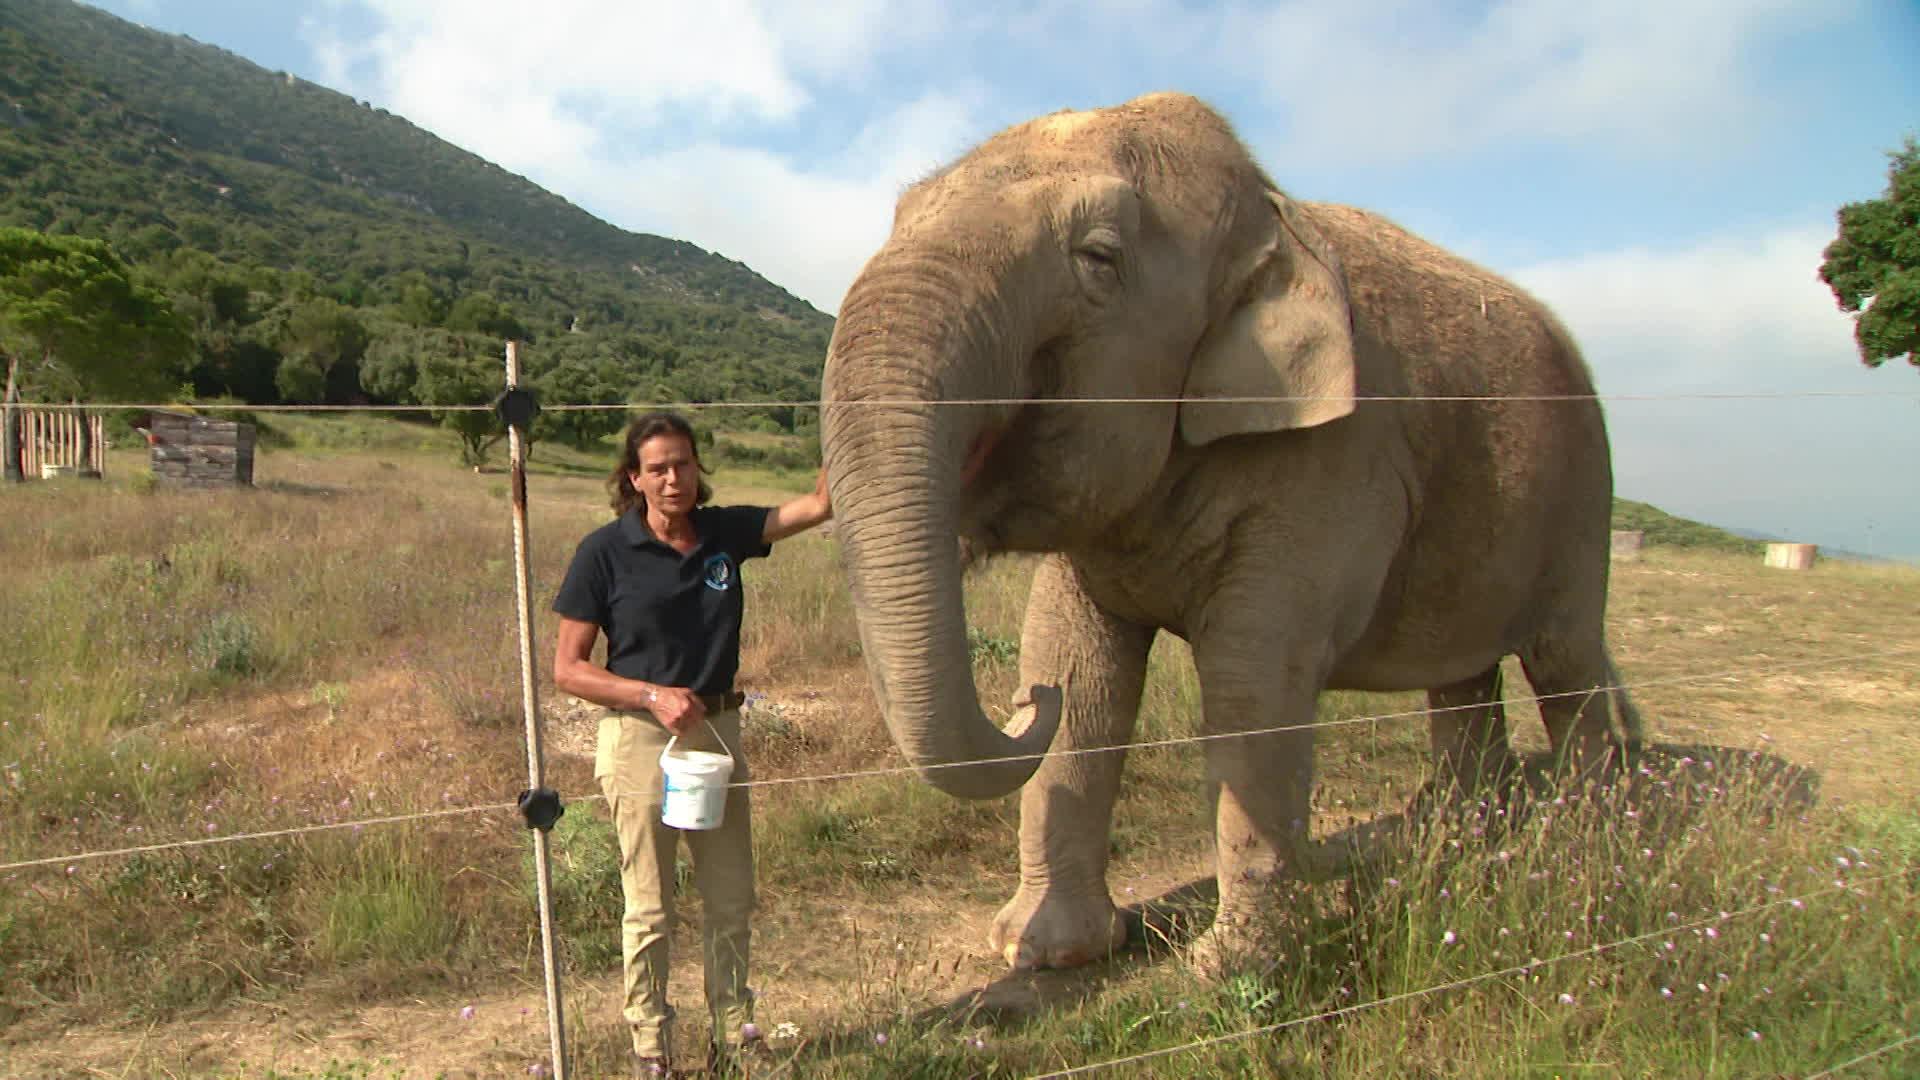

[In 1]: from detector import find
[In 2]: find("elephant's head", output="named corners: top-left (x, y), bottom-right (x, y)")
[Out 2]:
top-left (821, 92), bottom-right (1357, 798)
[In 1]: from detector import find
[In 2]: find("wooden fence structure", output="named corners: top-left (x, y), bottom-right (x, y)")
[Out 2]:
top-left (15, 408), bottom-right (106, 478)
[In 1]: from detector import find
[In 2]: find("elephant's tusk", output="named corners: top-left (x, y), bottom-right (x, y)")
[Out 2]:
top-left (961, 423), bottom-right (1007, 488)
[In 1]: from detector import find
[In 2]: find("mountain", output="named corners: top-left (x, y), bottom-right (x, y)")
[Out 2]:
top-left (0, 0), bottom-right (832, 433)
top-left (1611, 501), bottom-right (1907, 564)
top-left (1611, 499), bottom-right (1764, 555)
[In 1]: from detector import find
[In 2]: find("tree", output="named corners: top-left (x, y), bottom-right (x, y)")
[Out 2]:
top-left (417, 345), bottom-right (505, 468)
top-left (152, 250), bottom-right (280, 402)
top-left (1, 228), bottom-right (191, 481)
top-left (445, 291), bottom-right (527, 341)
top-left (1819, 136), bottom-right (1920, 372)
top-left (388, 273), bottom-right (449, 328)
top-left (273, 298), bottom-right (369, 403)
top-left (361, 325), bottom-right (503, 467)
top-left (525, 335), bottom-right (631, 451)
top-left (358, 323), bottom-right (421, 403)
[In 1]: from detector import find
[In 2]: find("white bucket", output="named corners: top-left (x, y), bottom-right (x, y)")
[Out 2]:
top-left (660, 729), bottom-right (735, 831)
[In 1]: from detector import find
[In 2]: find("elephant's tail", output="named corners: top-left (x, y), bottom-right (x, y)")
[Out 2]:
top-left (1606, 650), bottom-right (1645, 754)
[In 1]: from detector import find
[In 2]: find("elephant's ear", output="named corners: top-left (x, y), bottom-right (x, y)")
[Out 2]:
top-left (1179, 192), bottom-right (1357, 446)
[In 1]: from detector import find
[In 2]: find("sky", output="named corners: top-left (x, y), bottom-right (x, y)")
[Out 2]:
top-left (85, 0), bottom-right (1920, 560)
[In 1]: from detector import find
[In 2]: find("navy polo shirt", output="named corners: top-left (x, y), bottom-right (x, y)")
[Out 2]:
top-left (552, 505), bottom-right (773, 694)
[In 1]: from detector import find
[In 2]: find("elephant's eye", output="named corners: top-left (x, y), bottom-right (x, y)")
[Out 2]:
top-left (1073, 230), bottom-right (1124, 295)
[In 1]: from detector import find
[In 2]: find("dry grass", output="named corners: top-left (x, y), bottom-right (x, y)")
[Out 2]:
top-left (1598, 551), bottom-right (1920, 806)
top-left (2, 425), bottom-right (1916, 1078)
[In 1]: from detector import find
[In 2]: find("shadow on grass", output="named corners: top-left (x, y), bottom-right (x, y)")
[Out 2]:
top-left (767, 738), bottom-right (1824, 1071)
top-left (523, 458), bottom-right (608, 479)
top-left (256, 478), bottom-right (343, 497)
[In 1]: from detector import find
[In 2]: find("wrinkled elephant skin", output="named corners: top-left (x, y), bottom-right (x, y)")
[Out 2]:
top-left (820, 93), bottom-right (1640, 972)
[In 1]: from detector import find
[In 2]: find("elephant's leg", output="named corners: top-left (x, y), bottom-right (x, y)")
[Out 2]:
top-left (1185, 635), bottom-right (1320, 977)
top-left (1428, 663), bottom-right (1518, 792)
top-left (991, 555), bottom-right (1153, 971)
top-left (1520, 634), bottom-right (1621, 778)
top-left (1604, 649), bottom-right (1646, 755)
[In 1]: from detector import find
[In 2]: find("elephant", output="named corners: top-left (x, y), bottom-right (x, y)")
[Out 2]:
top-left (819, 92), bottom-right (1642, 972)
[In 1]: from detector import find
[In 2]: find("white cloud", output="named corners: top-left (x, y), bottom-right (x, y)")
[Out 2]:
top-left (307, 0), bottom-right (822, 177)
top-left (962, 0), bottom-right (1214, 68)
top-left (1510, 224), bottom-right (1920, 558)
top-left (762, 1), bottom-right (952, 84)
top-left (553, 89), bottom-right (990, 312)
top-left (1513, 223), bottom-right (1856, 393)
top-left (300, 1), bottom-right (988, 312)
top-left (564, 145), bottom-right (891, 312)
top-left (1212, 0), bottom-right (1847, 165)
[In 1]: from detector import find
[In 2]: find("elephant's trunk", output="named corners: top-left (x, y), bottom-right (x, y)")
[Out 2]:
top-left (821, 256), bottom-right (1061, 799)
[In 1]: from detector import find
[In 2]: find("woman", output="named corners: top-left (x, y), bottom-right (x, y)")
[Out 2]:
top-left (552, 411), bottom-right (830, 1077)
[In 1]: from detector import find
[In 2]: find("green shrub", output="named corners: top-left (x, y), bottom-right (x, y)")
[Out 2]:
top-left (968, 627), bottom-right (1019, 667)
top-left (192, 612), bottom-right (260, 677)
top-left (316, 842), bottom-right (459, 968)
top-left (1613, 498), bottom-right (1763, 554)
top-left (534, 809), bottom-right (626, 972)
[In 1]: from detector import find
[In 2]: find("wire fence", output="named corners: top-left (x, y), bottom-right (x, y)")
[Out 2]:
top-left (3, 641), bottom-right (1913, 1074)
top-left (7, 643), bottom-right (1914, 876)
top-left (10, 388), bottom-right (1920, 414)
top-left (1804, 1031), bottom-right (1920, 1079)
top-left (5, 388), bottom-right (1917, 1077)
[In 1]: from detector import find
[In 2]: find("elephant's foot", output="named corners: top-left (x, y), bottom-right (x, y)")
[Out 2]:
top-left (990, 884), bottom-right (1127, 970)
top-left (1185, 908), bottom-right (1288, 981)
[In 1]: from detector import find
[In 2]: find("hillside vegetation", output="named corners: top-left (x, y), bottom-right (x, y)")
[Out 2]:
top-left (1613, 498), bottom-right (1765, 555)
top-left (0, 0), bottom-right (830, 443)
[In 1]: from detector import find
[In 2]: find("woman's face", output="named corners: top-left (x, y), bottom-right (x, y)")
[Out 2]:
top-left (631, 433), bottom-right (700, 517)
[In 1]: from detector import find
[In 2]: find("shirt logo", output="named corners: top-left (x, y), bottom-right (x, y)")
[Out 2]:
top-left (702, 553), bottom-right (736, 591)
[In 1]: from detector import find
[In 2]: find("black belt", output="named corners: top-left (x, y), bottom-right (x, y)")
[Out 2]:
top-left (700, 691), bottom-right (747, 713)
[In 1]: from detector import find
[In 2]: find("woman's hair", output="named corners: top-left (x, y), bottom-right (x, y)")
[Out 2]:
top-left (608, 411), bottom-right (713, 515)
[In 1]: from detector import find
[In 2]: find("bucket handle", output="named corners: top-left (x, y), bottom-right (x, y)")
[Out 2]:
top-left (664, 718), bottom-right (735, 765)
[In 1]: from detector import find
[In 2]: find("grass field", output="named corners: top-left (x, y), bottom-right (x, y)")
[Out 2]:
top-left (2, 417), bottom-right (1916, 1078)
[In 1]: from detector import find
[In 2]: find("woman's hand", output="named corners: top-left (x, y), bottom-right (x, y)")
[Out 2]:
top-left (643, 684), bottom-right (708, 735)
top-left (555, 619), bottom-right (708, 733)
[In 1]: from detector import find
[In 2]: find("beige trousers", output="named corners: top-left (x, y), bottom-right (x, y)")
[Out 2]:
top-left (595, 707), bottom-right (755, 1060)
